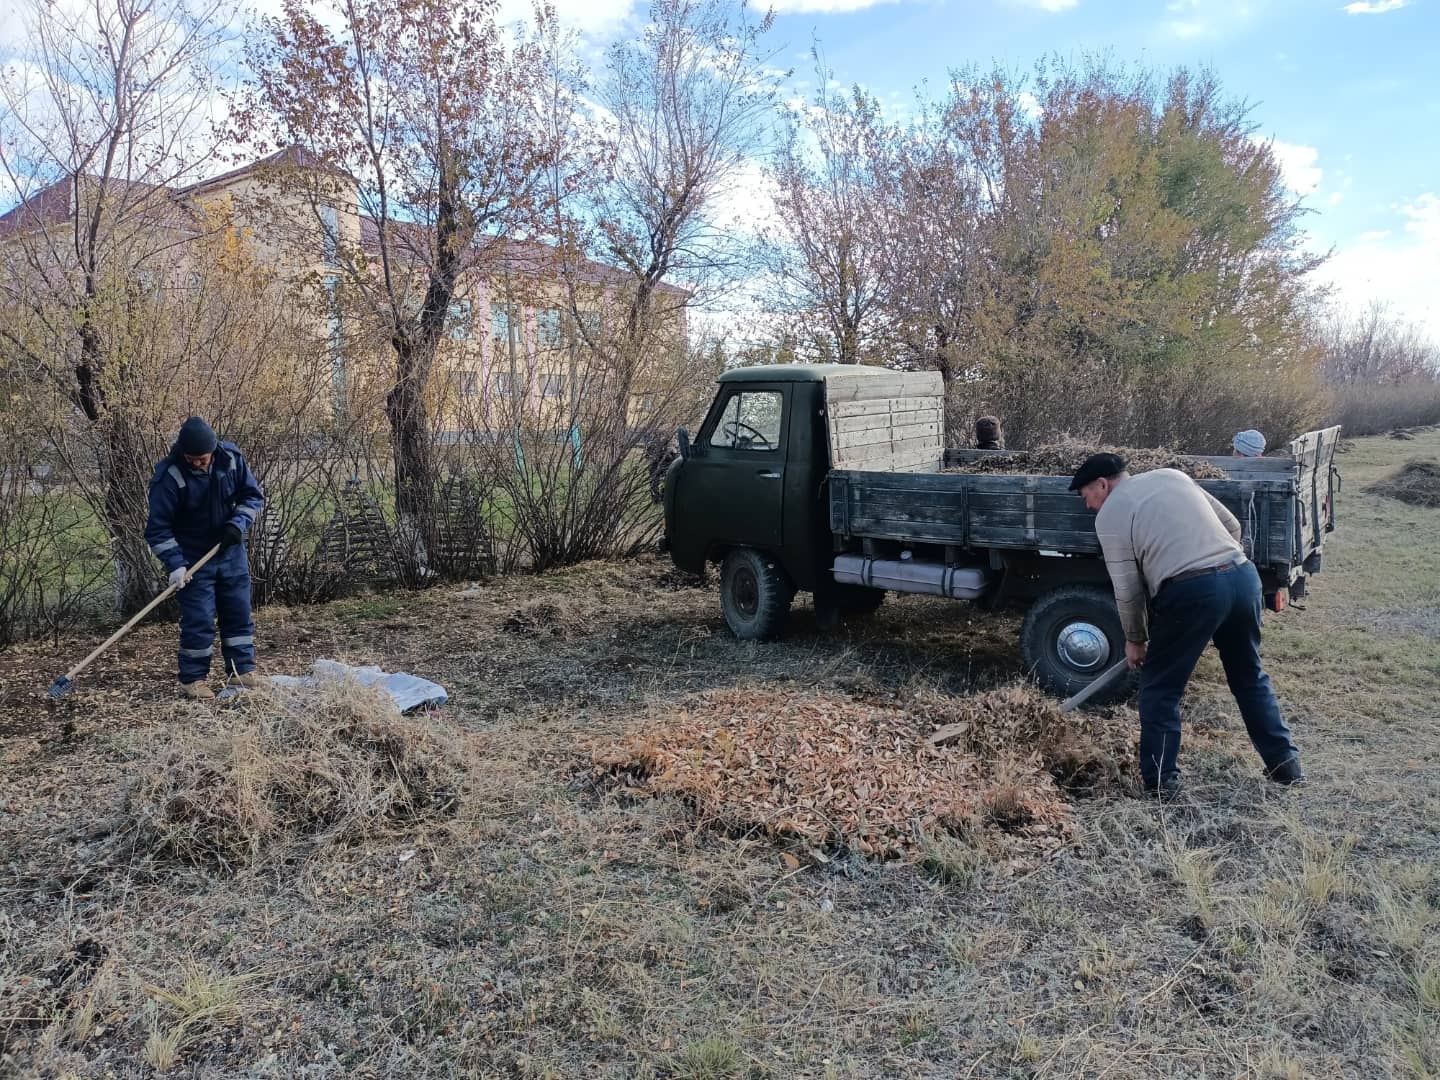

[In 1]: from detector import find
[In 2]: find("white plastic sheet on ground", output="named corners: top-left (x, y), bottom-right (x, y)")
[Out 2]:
top-left (266, 659), bottom-right (448, 713)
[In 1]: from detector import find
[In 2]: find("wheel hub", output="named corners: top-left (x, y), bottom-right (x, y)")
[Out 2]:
top-left (733, 566), bottom-right (759, 618)
top-left (1056, 621), bottom-right (1109, 671)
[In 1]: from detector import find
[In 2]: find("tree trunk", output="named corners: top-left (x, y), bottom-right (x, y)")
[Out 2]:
top-left (98, 414), bottom-right (158, 614)
top-left (385, 336), bottom-right (437, 585)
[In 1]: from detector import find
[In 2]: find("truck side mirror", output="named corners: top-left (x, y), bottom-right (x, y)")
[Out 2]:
top-left (677, 426), bottom-right (692, 460)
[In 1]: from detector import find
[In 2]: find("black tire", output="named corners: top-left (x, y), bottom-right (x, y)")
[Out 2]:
top-left (1021, 585), bottom-right (1137, 704)
top-left (720, 548), bottom-right (794, 640)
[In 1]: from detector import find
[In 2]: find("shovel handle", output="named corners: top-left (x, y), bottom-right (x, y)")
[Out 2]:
top-left (59, 543), bottom-right (224, 683)
top-left (1059, 658), bottom-right (1131, 714)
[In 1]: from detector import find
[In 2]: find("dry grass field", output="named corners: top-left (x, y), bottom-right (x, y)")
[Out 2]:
top-left (1, 430), bottom-right (1438, 1079)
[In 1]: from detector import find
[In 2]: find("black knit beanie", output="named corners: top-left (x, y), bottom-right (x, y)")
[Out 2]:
top-left (178, 416), bottom-right (218, 456)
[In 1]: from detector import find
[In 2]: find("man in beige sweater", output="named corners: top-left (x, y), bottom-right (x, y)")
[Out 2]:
top-left (1069, 453), bottom-right (1303, 798)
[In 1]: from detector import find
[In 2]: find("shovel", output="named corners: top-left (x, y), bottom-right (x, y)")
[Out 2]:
top-left (1059, 659), bottom-right (1132, 714)
top-left (47, 543), bottom-right (222, 699)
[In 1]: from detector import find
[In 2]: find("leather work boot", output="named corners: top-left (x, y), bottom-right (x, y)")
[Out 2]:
top-left (229, 671), bottom-right (264, 689)
top-left (180, 681), bottom-right (214, 700)
top-left (1267, 757), bottom-right (1306, 786)
top-left (1143, 776), bottom-right (1183, 802)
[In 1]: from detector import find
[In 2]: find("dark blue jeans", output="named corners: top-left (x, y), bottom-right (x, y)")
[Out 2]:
top-left (177, 545), bottom-right (256, 683)
top-left (1138, 561), bottom-right (1299, 787)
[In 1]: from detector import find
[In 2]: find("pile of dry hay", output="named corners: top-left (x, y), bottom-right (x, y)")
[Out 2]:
top-left (947, 437), bottom-right (1228, 481)
top-left (117, 679), bottom-right (465, 871)
top-left (591, 685), bottom-right (1133, 858)
top-left (1369, 458), bottom-right (1440, 508)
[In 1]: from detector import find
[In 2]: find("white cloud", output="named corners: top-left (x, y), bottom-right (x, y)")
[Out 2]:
top-left (1009, 0), bottom-right (1079, 10)
top-left (709, 157), bottom-right (782, 237)
top-left (1017, 91), bottom-right (1042, 121)
top-left (503, 0), bottom-right (638, 34)
top-left (1159, 0), bottom-right (1257, 39)
top-left (1259, 138), bottom-right (1323, 196)
top-left (1342, 0), bottom-right (1407, 14)
top-left (1314, 193), bottom-right (1440, 342)
top-left (768, 0), bottom-right (902, 12)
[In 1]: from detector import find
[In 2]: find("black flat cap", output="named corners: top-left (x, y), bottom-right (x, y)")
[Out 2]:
top-left (1069, 452), bottom-right (1127, 491)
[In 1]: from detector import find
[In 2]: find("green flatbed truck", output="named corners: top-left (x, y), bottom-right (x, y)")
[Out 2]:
top-left (662, 364), bottom-right (1340, 703)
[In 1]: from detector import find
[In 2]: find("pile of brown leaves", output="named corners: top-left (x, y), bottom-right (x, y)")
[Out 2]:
top-left (592, 685), bottom-right (1131, 858)
top-left (948, 437), bottom-right (1229, 481)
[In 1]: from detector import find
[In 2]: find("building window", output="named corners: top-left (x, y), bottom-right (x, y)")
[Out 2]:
top-left (577, 310), bottom-right (601, 342)
top-left (494, 371), bottom-right (521, 398)
top-left (324, 275), bottom-right (345, 412)
top-left (541, 373), bottom-right (566, 398)
top-left (491, 303), bottom-right (511, 347)
top-left (319, 204), bottom-right (339, 264)
top-left (451, 370), bottom-right (479, 398)
top-left (447, 299), bottom-right (471, 341)
top-left (537, 307), bottom-right (563, 349)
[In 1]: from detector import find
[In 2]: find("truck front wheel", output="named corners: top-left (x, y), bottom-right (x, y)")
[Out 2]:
top-left (720, 549), bottom-right (794, 640)
top-left (1021, 585), bottom-right (1137, 704)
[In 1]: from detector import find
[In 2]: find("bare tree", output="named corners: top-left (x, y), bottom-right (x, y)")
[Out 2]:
top-left (0, 0), bottom-right (232, 611)
top-left (242, 0), bottom-right (563, 581)
top-left (593, 0), bottom-right (782, 357)
top-left (761, 56), bottom-right (887, 365)
top-left (1319, 301), bottom-right (1440, 385)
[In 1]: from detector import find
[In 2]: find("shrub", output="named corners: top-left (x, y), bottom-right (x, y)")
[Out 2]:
top-left (1327, 383), bottom-right (1440, 438)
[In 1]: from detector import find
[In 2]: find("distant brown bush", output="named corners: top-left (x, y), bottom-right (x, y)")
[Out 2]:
top-left (1328, 383), bottom-right (1440, 438)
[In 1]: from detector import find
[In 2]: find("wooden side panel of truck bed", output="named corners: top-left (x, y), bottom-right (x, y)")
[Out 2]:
top-left (828, 470), bottom-right (1303, 576)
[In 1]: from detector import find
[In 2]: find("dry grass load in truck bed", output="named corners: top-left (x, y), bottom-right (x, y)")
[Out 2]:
top-left (946, 437), bottom-right (1229, 480)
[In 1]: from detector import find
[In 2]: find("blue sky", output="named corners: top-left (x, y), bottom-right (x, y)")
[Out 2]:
top-left (751, 0), bottom-right (1439, 339)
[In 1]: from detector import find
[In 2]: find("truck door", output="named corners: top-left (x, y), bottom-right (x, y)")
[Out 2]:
top-left (689, 383), bottom-right (789, 551)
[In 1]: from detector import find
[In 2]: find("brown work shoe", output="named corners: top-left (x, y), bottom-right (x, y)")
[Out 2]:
top-left (180, 681), bottom-right (214, 700)
top-left (229, 671), bottom-right (264, 689)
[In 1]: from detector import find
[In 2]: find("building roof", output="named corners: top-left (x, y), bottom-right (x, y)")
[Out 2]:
top-left (179, 145), bottom-right (351, 198)
top-left (358, 215), bottom-right (689, 297)
top-left (0, 147), bottom-right (691, 301)
top-left (0, 175), bottom-right (194, 240)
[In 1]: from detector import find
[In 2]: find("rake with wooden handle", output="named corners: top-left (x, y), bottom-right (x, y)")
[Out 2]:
top-left (47, 543), bottom-right (222, 699)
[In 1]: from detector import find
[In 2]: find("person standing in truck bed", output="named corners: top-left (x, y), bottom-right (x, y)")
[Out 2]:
top-left (974, 415), bottom-right (1004, 450)
top-left (1069, 453), bottom-right (1304, 799)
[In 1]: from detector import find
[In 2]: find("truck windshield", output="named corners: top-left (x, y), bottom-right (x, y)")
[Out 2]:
top-left (710, 390), bottom-right (783, 451)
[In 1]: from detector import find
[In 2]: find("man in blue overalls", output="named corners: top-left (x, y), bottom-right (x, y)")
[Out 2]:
top-left (144, 416), bottom-right (266, 699)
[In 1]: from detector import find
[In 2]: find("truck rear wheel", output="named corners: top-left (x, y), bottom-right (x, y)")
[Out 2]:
top-left (720, 548), bottom-right (794, 640)
top-left (1021, 585), bottom-right (1137, 704)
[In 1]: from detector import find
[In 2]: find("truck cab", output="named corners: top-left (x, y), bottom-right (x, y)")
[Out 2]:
top-left (664, 366), bottom-right (835, 592)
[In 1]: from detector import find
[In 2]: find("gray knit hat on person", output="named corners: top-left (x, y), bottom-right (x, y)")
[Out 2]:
top-left (1232, 429), bottom-right (1266, 457)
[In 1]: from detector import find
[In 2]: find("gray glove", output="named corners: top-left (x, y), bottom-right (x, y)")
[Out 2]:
top-left (168, 566), bottom-right (188, 590)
